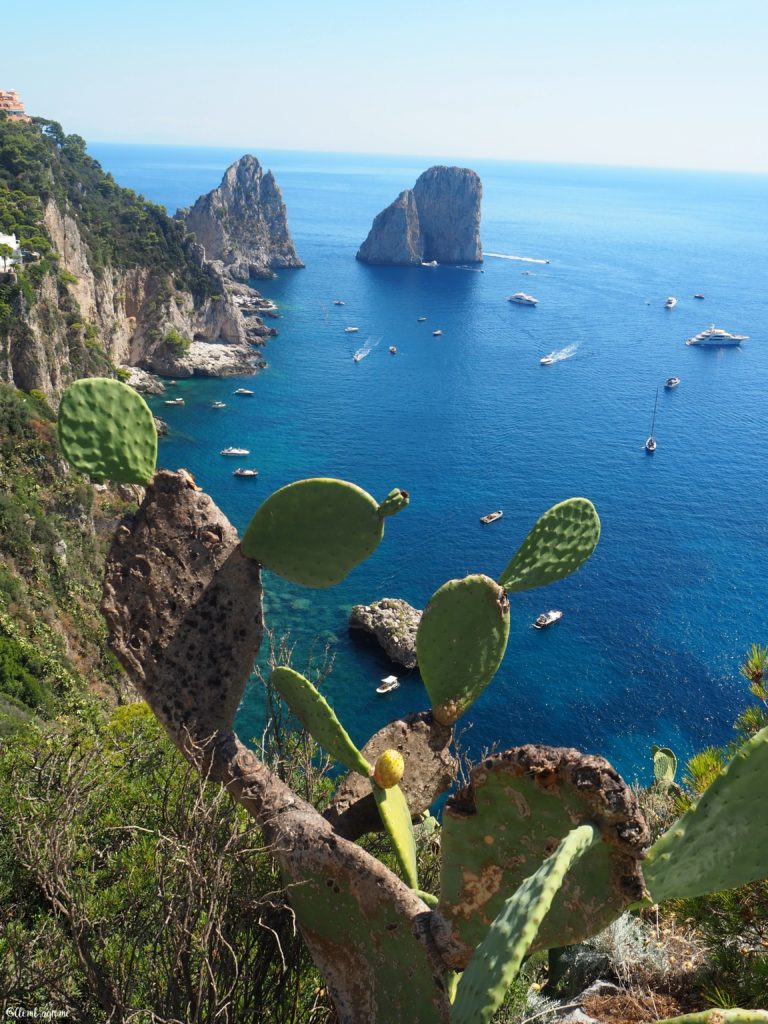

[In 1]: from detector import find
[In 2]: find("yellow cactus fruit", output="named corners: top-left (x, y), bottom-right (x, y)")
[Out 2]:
top-left (373, 749), bottom-right (405, 789)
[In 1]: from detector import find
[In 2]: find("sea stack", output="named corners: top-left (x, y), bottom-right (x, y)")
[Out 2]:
top-left (178, 155), bottom-right (303, 280)
top-left (357, 166), bottom-right (482, 266)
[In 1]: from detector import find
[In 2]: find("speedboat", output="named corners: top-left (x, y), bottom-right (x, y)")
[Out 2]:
top-left (480, 510), bottom-right (503, 524)
top-left (164, 397), bottom-right (185, 406)
top-left (533, 610), bottom-right (563, 629)
top-left (352, 353), bottom-right (364, 362)
top-left (508, 293), bottom-right (538, 306)
top-left (432, 329), bottom-right (443, 337)
top-left (220, 446), bottom-right (250, 456)
top-left (685, 325), bottom-right (748, 347)
top-left (376, 675), bottom-right (400, 695)
top-left (664, 377), bottom-right (681, 389)
top-left (344, 326), bottom-right (359, 333)
top-left (389, 346), bottom-right (397, 354)
top-left (645, 437), bottom-right (657, 453)
top-left (665, 297), bottom-right (678, 308)
top-left (211, 401), bottom-right (226, 409)
top-left (421, 260), bottom-right (438, 268)
top-left (233, 388), bottom-right (254, 395)
top-left (333, 299), bottom-right (346, 306)
top-left (417, 316), bottom-right (427, 322)
top-left (540, 353), bottom-right (555, 365)
top-left (233, 468), bottom-right (258, 477)
top-left (693, 294), bottom-right (705, 299)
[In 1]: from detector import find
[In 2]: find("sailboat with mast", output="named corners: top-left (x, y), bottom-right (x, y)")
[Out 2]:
top-left (645, 388), bottom-right (659, 453)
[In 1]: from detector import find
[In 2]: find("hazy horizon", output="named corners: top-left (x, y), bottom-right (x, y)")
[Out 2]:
top-left (5, 0), bottom-right (768, 174)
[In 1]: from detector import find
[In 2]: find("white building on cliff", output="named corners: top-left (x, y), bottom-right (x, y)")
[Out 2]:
top-left (0, 232), bottom-right (20, 271)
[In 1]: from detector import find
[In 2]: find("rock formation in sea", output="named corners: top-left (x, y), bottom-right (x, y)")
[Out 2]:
top-left (356, 166), bottom-right (482, 266)
top-left (348, 598), bottom-right (422, 668)
top-left (178, 155), bottom-right (304, 281)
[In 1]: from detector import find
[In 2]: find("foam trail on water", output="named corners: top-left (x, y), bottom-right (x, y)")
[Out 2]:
top-left (352, 336), bottom-right (381, 362)
top-left (546, 343), bottom-right (578, 363)
top-left (483, 252), bottom-right (550, 264)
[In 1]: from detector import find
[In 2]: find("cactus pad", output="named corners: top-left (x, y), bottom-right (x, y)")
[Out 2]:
top-left (374, 749), bottom-right (405, 789)
top-left (644, 725), bottom-right (768, 903)
top-left (416, 575), bottom-right (510, 725)
top-left (431, 746), bottom-right (649, 969)
top-left (498, 498), bottom-right (600, 593)
top-left (452, 824), bottom-right (598, 1024)
top-left (373, 781), bottom-right (419, 889)
top-left (58, 377), bottom-right (157, 484)
top-left (241, 478), bottom-right (407, 587)
top-left (270, 666), bottom-right (371, 776)
top-left (655, 1012), bottom-right (768, 1024)
top-left (652, 746), bottom-right (678, 787)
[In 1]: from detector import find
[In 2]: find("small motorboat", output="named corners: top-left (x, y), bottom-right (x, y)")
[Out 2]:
top-left (480, 510), bottom-right (503, 524)
top-left (508, 293), bottom-right (538, 306)
top-left (344, 326), bottom-right (360, 333)
top-left (421, 260), bottom-right (438, 268)
top-left (693, 294), bottom-right (705, 299)
top-left (168, 380), bottom-right (177, 385)
top-left (164, 397), bottom-right (185, 406)
top-left (233, 388), bottom-right (254, 396)
top-left (376, 675), bottom-right (400, 695)
top-left (432, 329), bottom-right (443, 337)
top-left (533, 610), bottom-right (563, 629)
top-left (540, 353), bottom-right (555, 365)
top-left (664, 377), bottom-right (681, 389)
top-left (212, 401), bottom-right (226, 409)
top-left (333, 299), bottom-right (346, 306)
top-left (221, 447), bottom-right (250, 456)
top-left (233, 468), bottom-right (258, 477)
top-left (389, 346), bottom-right (397, 354)
top-left (665, 296), bottom-right (678, 309)
top-left (417, 316), bottom-right (427, 322)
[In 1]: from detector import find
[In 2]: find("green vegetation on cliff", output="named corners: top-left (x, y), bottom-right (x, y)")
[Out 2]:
top-left (0, 116), bottom-right (215, 302)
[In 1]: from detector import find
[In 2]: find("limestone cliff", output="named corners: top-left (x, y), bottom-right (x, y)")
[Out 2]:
top-left (356, 166), bottom-right (482, 266)
top-left (178, 155), bottom-right (303, 281)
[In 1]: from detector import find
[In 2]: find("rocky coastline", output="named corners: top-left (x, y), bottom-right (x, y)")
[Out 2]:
top-left (348, 598), bottom-right (422, 668)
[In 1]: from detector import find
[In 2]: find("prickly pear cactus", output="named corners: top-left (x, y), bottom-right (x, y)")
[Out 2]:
top-left (241, 478), bottom-right (408, 587)
top-left (644, 724), bottom-right (768, 903)
top-left (652, 745), bottom-right (678, 787)
top-left (373, 781), bottom-right (419, 889)
top-left (374, 749), bottom-right (405, 788)
top-left (431, 746), bottom-right (649, 969)
top-left (452, 824), bottom-right (598, 1024)
top-left (58, 377), bottom-right (157, 485)
top-left (497, 498), bottom-right (601, 593)
top-left (270, 666), bottom-right (371, 775)
top-left (416, 575), bottom-right (510, 726)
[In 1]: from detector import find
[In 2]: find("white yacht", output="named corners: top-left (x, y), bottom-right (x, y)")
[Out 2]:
top-left (164, 397), bottom-right (185, 406)
top-left (233, 388), bottom-right (254, 395)
top-left (233, 468), bottom-right (258, 477)
top-left (540, 353), bottom-right (555, 366)
top-left (421, 260), bottom-right (438, 268)
top-left (376, 675), bottom-right (400, 695)
top-left (665, 297), bottom-right (678, 309)
top-left (211, 401), bottom-right (226, 409)
top-left (533, 610), bottom-right (563, 629)
top-left (220, 447), bottom-right (250, 456)
top-left (508, 292), bottom-right (538, 306)
top-left (685, 325), bottom-right (748, 347)
top-left (344, 326), bottom-right (360, 333)
top-left (432, 329), bottom-right (443, 336)
top-left (417, 316), bottom-right (427, 322)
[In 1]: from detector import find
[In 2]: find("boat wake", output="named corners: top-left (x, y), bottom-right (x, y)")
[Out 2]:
top-left (483, 252), bottom-right (550, 264)
top-left (545, 343), bottom-right (578, 363)
top-left (352, 336), bottom-right (381, 362)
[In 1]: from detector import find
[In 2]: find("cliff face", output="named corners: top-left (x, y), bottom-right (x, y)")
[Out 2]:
top-left (1, 201), bottom-right (266, 399)
top-left (178, 155), bottom-right (303, 281)
top-left (356, 166), bottom-right (482, 266)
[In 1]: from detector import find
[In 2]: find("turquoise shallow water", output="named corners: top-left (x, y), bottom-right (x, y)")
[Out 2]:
top-left (90, 143), bottom-right (768, 781)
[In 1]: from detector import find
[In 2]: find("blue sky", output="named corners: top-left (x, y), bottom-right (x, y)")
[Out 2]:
top-left (4, 0), bottom-right (767, 171)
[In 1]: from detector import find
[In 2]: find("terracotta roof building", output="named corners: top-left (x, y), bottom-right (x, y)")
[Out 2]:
top-left (0, 91), bottom-right (32, 123)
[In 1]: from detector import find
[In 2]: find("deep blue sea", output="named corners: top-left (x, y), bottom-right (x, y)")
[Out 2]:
top-left (89, 142), bottom-right (768, 783)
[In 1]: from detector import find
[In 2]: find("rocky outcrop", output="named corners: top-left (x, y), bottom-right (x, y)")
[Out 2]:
top-left (357, 166), bottom-right (482, 266)
top-left (348, 598), bottom-right (422, 668)
top-left (1, 199), bottom-right (274, 402)
top-left (178, 155), bottom-right (303, 281)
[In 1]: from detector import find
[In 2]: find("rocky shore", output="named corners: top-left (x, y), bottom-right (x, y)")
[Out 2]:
top-left (348, 598), bottom-right (422, 668)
